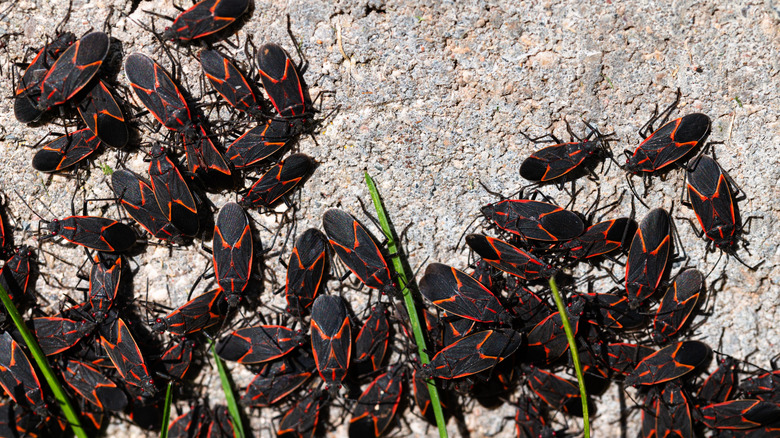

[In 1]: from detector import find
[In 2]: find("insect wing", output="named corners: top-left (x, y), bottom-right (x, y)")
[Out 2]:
top-left (285, 228), bottom-right (328, 316)
top-left (310, 295), bottom-right (351, 385)
top-left (419, 263), bottom-right (510, 323)
top-left (77, 80), bottom-right (128, 148)
top-left (32, 128), bottom-right (101, 173)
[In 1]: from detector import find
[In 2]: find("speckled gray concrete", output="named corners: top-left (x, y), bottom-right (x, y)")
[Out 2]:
top-left (0, 0), bottom-right (779, 437)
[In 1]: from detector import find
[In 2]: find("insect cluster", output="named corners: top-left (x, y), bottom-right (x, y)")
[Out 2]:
top-left (0, 1), bottom-right (776, 437)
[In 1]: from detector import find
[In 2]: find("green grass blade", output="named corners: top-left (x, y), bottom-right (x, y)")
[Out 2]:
top-left (548, 274), bottom-right (590, 438)
top-left (0, 282), bottom-right (87, 438)
top-left (365, 172), bottom-right (448, 438)
top-left (159, 380), bottom-right (174, 438)
top-left (210, 341), bottom-right (245, 438)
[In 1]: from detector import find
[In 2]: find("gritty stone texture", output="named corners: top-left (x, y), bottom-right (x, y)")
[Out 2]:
top-left (0, 0), bottom-right (778, 437)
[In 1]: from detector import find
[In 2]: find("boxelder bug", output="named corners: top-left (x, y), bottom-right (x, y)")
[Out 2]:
top-left (481, 199), bottom-right (584, 242)
top-left (285, 228), bottom-right (328, 316)
top-left (606, 342), bottom-right (655, 376)
top-left (87, 255), bottom-right (123, 324)
top-left (322, 208), bottom-right (396, 296)
top-left (697, 356), bottom-right (739, 404)
top-left (652, 268), bottom-right (704, 343)
top-left (277, 389), bottom-right (326, 438)
top-left (0, 332), bottom-right (48, 417)
top-left (159, 337), bottom-right (195, 381)
top-left (349, 366), bottom-right (405, 438)
top-left (353, 303), bottom-right (391, 372)
top-left (625, 340), bottom-right (711, 386)
top-left (241, 350), bottom-right (315, 407)
top-left (152, 289), bottom-right (229, 336)
top-left (148, 145), bottom-right (200, 237)
top-left (163, 0), bottom-right (250, 42)
top-left (625, 208), bottom-right (671, 309)
top-left (111, 169), bottom-right (186, 242)
top-left (256, 43), bottom-right (312, 121)
top-left (519, 121), bottom-right (611, 183)
top-left (212, 202), bottom-right (253, 307)
top-left (419, 262), bottom-right (512, 324)
top-left (466, 233), bottom-right (556, 280)
top-left (181, 124), bottom-right (233, 184)
top-left (697, 399), bottom-right (780, 430)
top-left (684, 155), bottom-right (761, 269)
top-left (216, 325), bottom-right (304, 364)
top-left (581, 292), bottom-right (647, 331)
top-left (641, 382), bottom-right (692, 438)
top-left (32, 128), bottom-right (102, 173)
top-left (101, 317), bottom-right (157, 396)
top-left (524, 365), bottom-right (586, 416)
top-left (77, 80), bottom-right (128, 148)
top-left (16, 32), bottom-right (110, 123)
top-left (125, 53), bottom-right (194, 134)
top-left (525, 297), bottom-right (584, 364)
top-left (310, 295), bottom-right (351, 388)
top-left (31, 316), bottom-right (96, 356)
top-left (225, 119), bottom-right (292, 169)
top-left (240, 154), bottom-right (312, 209)
top-left (62, 359), bottom-right (128, 412)
top-left (0, 246), bottom-right (35, 301)
top-left (14, 32), bottom-right (75, 98)
top-left (560, 217), bottom-right (637, 261)
top-left (42, 215), bottom-right (136, 253)
top-left (422, 329), bottom-right (523, 380)
top-left (200, 49), bottom-right (262, 117)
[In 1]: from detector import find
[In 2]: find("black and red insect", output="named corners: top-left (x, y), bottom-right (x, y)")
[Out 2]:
top-left (419, 262), bottom-right (512, 324)
top-left (481, 199), bottom-right (584, 242)
top-left (200, 49), bottom-right (262, 117)
top-left (225, 119), bottom-right (292, 169)
top-left (15, 32), bottom-right (109, 123)
top-left (740, 367), bottom-right (780, 403)
top-left (525, 297), bottom-right (584, 364)
top-left (581, 292), bottom-right (646, 332)
top-left (310, 295), bottom-right (352, 387)
top-left (31, 316), bottom-right (96, 356)
top-left (42, 215), bottom-right (136, 253)
top-left (349, 366), bottom-right (405, 438)
top-left (77, 79), bottom-right (129, 148)
top-left (519, 123), bottom-right (610, 182)
top-left (322, 209), bottom-right (396, 296)
top-left (239, 154), bottom-right (312, 209)
top-left (466, 233), bottom-right (556, 280)
top-left (111, 169), bottom-right (186, 242)
top-left (125, 53), bottom-right (194, 135)
top-left (0, 246), bottom-right (35, 301)
top-left (560, 217), bottom-right (637, 261)
top-left (152, 289), bottom-right (229, 336)
top-left (181, 124), bottom-right (233, 184)
top-left (625, 208), bottom-right (671, 309)
top-left (641, 382), bottom-right (692, 438)
top-left (353, 303), bottom-right (391, 372)
top-left (148, 145), bottom-right (200, 237)
top-left (422, 329), bottom-right (523, 380)
top-left (625, 340), bottom-right (711, 386)
top-left (524, 365), bottom-right (585, 416)
top-left (241, 350), bottom-right (315, 407)
top-left (685, 155), bottom-right (746, 252)
top-left (62, 359), bottom-right (128, 412)
top-left (697, 356), bottom-right (739, 404)
top-left (212, 202), bottom-right (253, 307)
top-left (277, 389), bottom-right (325, 438)
top-left (159, 337), bottom-right (195, 381)
top-left (285, 228), bottom-right (328, 316)
top-left (87, 255), bottom-right (123, 324)
top-left (623, 101), bottom-right (710, 175)
top-left (605, 342), bottom-right (655, 376)
top-left (168, 404), bottom-right (209, 438)
top-left (14, 32), bottom-right (75, 99)
top-left (101, 317), bottom-right (157, 396)
top-left (163, 0), bottom-right (250, 42)
top-left (216, 325), bottom-right (304, 364)
top-left (652, 268), bottom-right (704, 343)
top-left (32, 128), bottom-right (102, 173)
top-left (697, 399), bottom-right (780, 430)
top-left (514, 395), bottom-right (549, 438)
top-left (0, 332), bottom-right (47, 416)
top-left (256, 43), bottom-right (312, 121)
